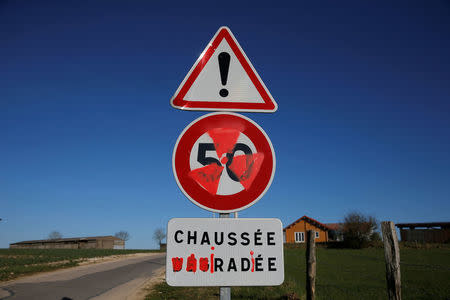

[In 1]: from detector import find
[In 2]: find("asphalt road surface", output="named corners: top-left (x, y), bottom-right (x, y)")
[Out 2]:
top-left (0, 253), bottom-right (165, 300)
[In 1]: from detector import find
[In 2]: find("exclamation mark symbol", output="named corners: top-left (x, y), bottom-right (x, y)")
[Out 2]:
top-left (218, 52), bottom-right (230, 97)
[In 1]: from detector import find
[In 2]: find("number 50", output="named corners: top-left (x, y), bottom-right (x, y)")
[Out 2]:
top-left (197, 143), bottom-right (252, 182)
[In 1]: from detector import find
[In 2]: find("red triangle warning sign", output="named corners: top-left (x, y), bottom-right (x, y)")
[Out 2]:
top-left (170, 26), bottom-right (278, 113)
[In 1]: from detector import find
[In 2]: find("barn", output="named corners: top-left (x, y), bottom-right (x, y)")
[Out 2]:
top-left (284, 215), bottom-right (331, 243)
top-left (395, 222), bottom-right (450, 243)
top-left (10, 236), bottom-right (125, 249)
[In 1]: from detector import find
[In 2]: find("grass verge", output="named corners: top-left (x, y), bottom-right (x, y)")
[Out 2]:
top-left (0, 248), bottom-right (159, 281)
top-left (146, 246), bottom-right (450, 300)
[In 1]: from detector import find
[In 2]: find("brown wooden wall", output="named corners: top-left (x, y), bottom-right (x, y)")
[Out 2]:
top-left (400, 229), bottom-right (450, 243)
top-left (285, 220), bottom-right (328, 243)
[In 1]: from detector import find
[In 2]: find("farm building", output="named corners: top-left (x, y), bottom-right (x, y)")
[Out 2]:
top-left (10, 236), bottom-right (125, 249)
top-left (396, 222), bottom-right (450, 243)
top-left (325, 223), bottom-right (344, 241)
top-left (284, 215), bottom-right (332, 243)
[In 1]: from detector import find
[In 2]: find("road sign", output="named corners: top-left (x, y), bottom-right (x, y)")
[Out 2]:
top-left (170, 26), bottom-right (278, 113)
top-left (166, 218), bottom-right (284, 286)
top-left (172, 112), bottom-right (276, 213)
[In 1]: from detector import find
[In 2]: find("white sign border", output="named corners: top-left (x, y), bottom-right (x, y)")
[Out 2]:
top-left (166, 218), bottom-right (285, 287)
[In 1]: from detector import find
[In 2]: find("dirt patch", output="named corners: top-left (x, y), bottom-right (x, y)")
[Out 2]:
top-left (132, 266), bottom-right (166, 300)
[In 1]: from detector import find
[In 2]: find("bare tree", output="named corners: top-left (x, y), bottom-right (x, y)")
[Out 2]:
top-left (114, 231), bottom-right (130, 241)
top-left (342, 212), bottom-right (378, 248)
top-left (48, 231), bottom-right (62, 240)
top-left (153, 228), bottom-right (166, 246)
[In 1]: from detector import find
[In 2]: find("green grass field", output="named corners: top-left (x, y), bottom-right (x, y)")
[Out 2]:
top-left (0, 248), bottom-right (157, 281)
top-left (146, 246), bottom-right (450, 300)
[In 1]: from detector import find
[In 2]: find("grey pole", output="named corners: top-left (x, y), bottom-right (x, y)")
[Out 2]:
top-left (219, 213), bottom-right (231, 300)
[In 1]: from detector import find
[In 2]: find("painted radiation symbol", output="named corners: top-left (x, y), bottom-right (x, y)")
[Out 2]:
top-left (188, 128), bottom-right (264, 196)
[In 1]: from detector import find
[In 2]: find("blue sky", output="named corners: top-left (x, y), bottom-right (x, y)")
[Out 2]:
top-left (1, 1), bottom-right (449, 249)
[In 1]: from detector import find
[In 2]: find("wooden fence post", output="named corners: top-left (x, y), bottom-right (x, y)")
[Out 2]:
top-left (381, 221), bottom-right (401, 300)
top-left (306, 230), bottom-right (316, 300)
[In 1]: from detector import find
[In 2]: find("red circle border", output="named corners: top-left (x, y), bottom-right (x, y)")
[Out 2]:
top-left (172, 112), bottom-right (275, 213)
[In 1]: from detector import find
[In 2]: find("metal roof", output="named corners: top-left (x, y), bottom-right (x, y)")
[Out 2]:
top-left (395, 222), bottom-right (450, 229)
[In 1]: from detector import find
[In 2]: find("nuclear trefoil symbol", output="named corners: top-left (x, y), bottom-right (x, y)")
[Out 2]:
top-left (188, 128), bottom-right (264, 195)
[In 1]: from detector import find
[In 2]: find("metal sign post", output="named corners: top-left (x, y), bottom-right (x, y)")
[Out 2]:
top-left (168, 26), bottom-right (283, 298)
top-left (219, 213), bottom-right (231, 300)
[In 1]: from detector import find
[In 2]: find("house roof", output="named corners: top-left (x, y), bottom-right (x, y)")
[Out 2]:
top-left (284, 215), bottom-right (331, 231)
top-left (10, 236), bottom-right (121, 245)
top-left (325, 223), bottom-right (342, 231)
top-left (395, 222), bottom-right (450, 229)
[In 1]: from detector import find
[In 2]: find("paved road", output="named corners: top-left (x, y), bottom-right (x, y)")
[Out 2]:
top-left (0, 253), bottom-right (165, 300)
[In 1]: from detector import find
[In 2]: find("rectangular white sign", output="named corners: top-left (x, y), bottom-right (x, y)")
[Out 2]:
top-left (166, 218), bottom-right (284, 286)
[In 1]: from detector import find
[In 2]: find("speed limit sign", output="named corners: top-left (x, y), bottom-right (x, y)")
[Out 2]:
top-left (172, 112), bottom-right (276, 213)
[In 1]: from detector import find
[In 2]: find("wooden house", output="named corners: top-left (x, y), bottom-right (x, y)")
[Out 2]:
top-left (284, 215), bottom-right (331, 243)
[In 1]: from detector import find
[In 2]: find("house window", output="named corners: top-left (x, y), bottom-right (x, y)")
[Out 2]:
top-left (295, 232), bottom-right (304, 243)
top-left (315, 231), bottom-right (319, 239)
